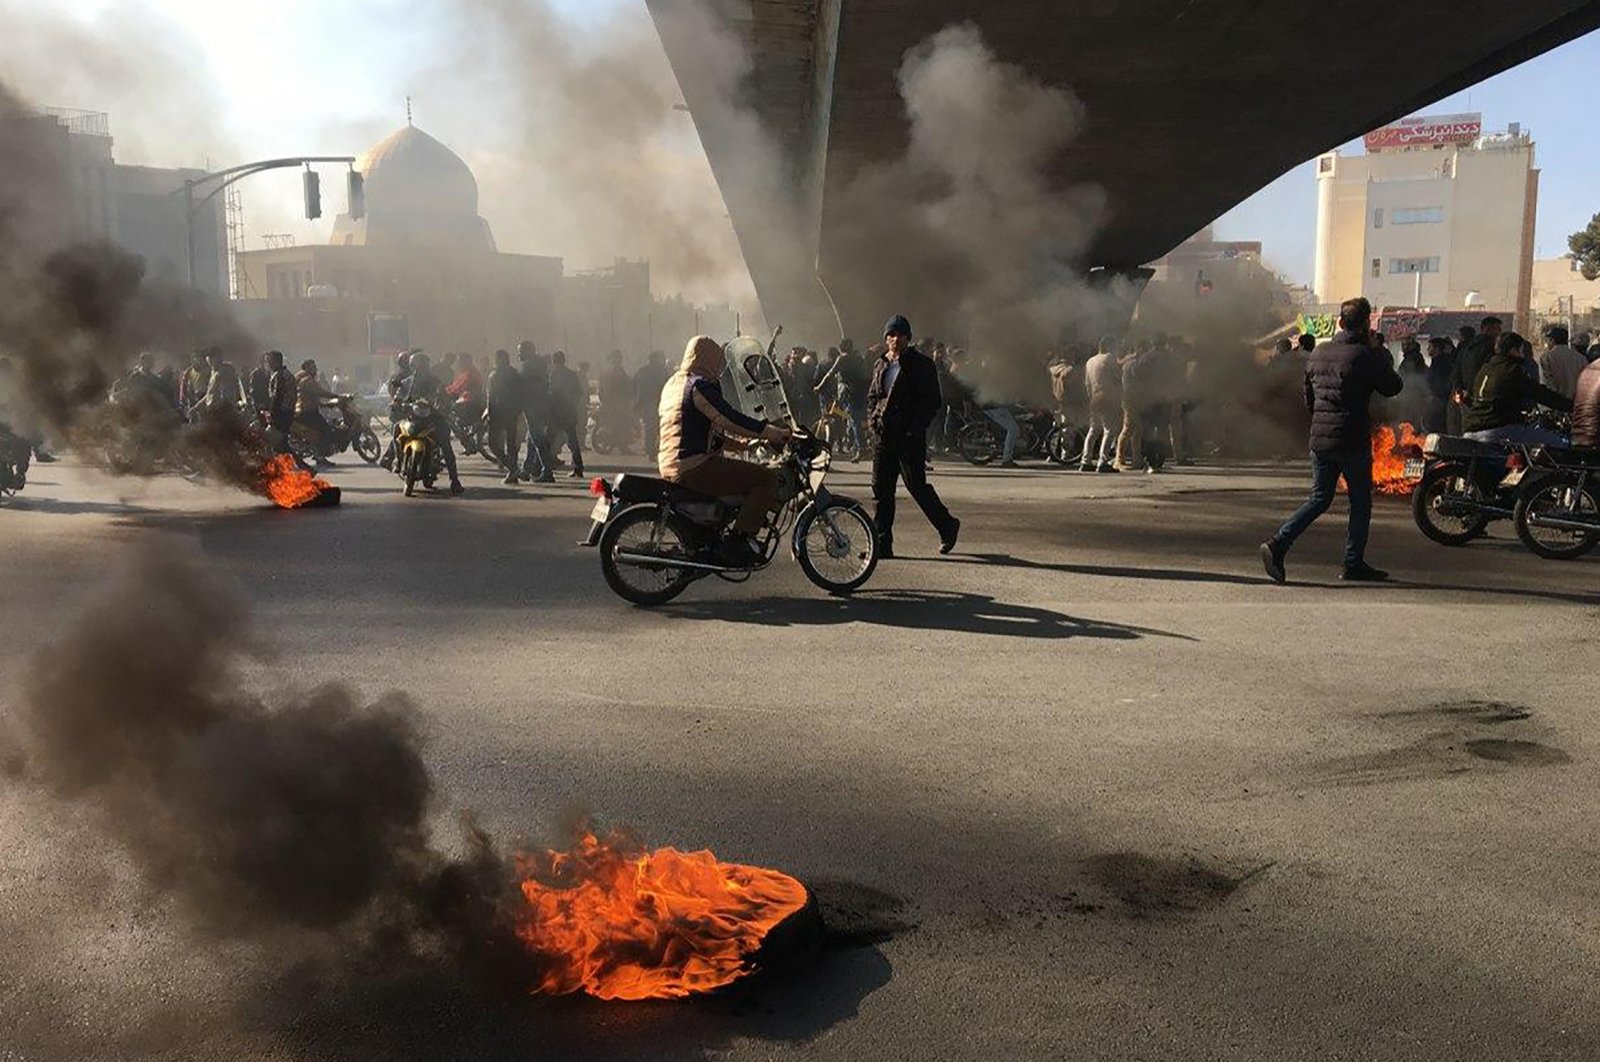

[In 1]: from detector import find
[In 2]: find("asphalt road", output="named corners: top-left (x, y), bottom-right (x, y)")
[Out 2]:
top-left (2, 449), bottom-right (1598, 1062)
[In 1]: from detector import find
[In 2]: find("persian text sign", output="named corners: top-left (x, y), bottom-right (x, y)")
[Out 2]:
top-left (1364, 113), bottom-right (1482, 151)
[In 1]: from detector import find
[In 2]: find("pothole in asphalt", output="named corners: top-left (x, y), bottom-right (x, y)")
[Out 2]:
top-left (1464, 739), bottom-right (1572, 765)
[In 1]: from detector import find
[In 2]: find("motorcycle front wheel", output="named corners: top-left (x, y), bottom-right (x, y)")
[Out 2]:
top-left (1412, 465), bottom-right (1490, 546)
top-left (354, 428), bottom-right (381, 464)
top-left (1514, 476), bottom-right (1600, 560)
top-left (795, 501), bottom-right (879, 595)
top-left (599, 506), bottom-right (697, 606)
top-left (1046, 426), bottom-right (1085, 466)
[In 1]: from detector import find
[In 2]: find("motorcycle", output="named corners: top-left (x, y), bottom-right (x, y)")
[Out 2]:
top-left (584, 426), bottom-right (878, 606)
top-left (812, 379), bottom-right (863, 463)
top-left (1044, 412), bottom-right (1086, 467)
top-left (395, 400), bottom-right (446, 497)
top-left (956, 405), bottom-right (1054, 466)
top-left (1512, 445), bottom-right (1600, 560)
top-left (289, 395), bottom-right (381, 466)
top-left (0, 424), bottom-right (30, 502)
top-left (447, 399), bottom-right (491, 459)
top-left (1411, 410), bottom-right (1570, 547)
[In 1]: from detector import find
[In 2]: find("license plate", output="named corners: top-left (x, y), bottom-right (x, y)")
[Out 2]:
top-left (589, 498), bottom-right (611, 523)
top-left (1403, 459), bottom-right (1425, 479)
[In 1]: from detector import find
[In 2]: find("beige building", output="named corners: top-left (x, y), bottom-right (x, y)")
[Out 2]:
top-left (1531, 256), bottom-right (1600, 316)
top-left (233, 123), bottom-right (735, 383)
top-left (1314, 113), bottom-right (1537, 325)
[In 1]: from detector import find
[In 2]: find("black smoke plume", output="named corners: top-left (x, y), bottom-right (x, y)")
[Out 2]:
top-left (12, 544), bottom-right (531, 980)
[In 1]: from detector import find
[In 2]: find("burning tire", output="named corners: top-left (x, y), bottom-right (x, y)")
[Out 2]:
top-left (1412, 465), bottom-right (1489, 546)
top-left (1514, 476), bottom-right (1600, 560)
top-left (795, 501), bottom-right (878, 595)
top-left (599, 505), bottom-right (697, 606)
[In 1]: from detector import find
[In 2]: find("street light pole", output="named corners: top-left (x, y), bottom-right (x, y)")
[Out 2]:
top-left (178, 155), bottom-right (357, 292)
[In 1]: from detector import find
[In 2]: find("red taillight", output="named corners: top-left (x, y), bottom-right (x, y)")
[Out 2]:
top-left (1506, 453), bottom-right (1526, 471)
top-left (589, 477), bottom-right (607, 497)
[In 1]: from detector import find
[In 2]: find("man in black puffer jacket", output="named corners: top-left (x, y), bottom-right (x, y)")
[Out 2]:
top-left (1261, 297), bottom-right (1403, 584)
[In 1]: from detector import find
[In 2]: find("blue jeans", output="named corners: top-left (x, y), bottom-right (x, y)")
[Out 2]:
top-left (1272, 448), bottom-right (1372, 570)
top-left (1465, 425), bottom-right (1570, 448)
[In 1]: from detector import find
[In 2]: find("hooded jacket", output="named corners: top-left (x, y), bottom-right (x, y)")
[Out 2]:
top-left (657, 336), bottom-right (768, 479)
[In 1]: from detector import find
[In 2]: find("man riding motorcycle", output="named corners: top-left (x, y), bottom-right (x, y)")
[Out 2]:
top-left (1464, 331), bottom-right (1573, 447)
top-left (657, 335), bottom-right (792, 567)
top-left (397, 352), bottom-right (464, 495)
top-left (380, 350), bottom-right (414, 470)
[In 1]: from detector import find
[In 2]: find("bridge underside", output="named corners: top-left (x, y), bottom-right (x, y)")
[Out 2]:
top-left (648, 0), bottom-right (1600, 346)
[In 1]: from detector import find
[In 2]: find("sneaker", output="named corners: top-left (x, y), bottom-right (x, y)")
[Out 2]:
top-left (1097, 463), bottom-right (1120, 474)
top-left (502, 471), bottom-right (518, 485)
top-left (1259, 542), bottom-right (1286, 585)
top-left (566, 468), bottom-right (584, 479)
top-left (537, 472), bottom-right (556, 484)
top-left (939, 518), bottom-right (961, 555)
top-left (1341, 562), bottom-right (1390, 583)
top-left (1079, 465), bottom-right (1095, 473)
top-left (1000, 459), bottom-right (1019, 468)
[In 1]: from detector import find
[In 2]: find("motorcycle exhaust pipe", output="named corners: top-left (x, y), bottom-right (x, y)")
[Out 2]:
top-left (1527, 514), bottom-right (1600, 534)
top-left (612, 549), bottom-right (739, 574)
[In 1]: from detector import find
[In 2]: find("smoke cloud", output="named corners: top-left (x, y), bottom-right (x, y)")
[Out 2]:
top-left (823, 24), bottom-right (1142, 399)
top-left (11, 544), bottom-right (533, 980)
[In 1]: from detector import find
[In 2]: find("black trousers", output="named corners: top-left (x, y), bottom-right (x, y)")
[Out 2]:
top-left (487, 414), bottom-right (520, 471)
top-left (549, 415), bottom-right (584, 473)
top-left (872, 434), bottom-right (954, 548)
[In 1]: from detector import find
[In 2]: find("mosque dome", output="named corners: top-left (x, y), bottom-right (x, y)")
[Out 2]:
top-left (330, 123), bottom-right (496, 252)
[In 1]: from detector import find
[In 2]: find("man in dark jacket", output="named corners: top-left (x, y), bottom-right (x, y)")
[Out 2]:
top-left (1261, 297), bottom-right (1403, 584)
top-left (1449, 316), bottom-right (1502, 408)
top-left (516, 342), bottom-right (554, 483)
top-left (485, 348), bottom-right (523, 484)
top-left (548, 350), bottom-right (585, 478)
top-left (868, 315), bottom-right (959, 558)
top-left (1463, 331), bottom-right (1572, 445)
top-left (632, 350), bottom-right (670, 461)
top-left (263, 350), bottom-right (298, 455)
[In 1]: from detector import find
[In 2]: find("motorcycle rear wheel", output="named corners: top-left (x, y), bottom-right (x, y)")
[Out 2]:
top-left (599, 506), bottom-right (696, 606)
top-left (354, 428), bottom-right (381, 464)
top-left (795, 502), bottom-right (878, 595)
top-left (1046, 426), bottom-right (1085, 466)
top-left (1514, 476), bottom-right (1600, 560)
top-left (1412, 465), bottom-right (1490, 546)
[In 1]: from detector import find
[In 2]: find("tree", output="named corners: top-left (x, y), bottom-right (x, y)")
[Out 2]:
top-left (1569, 213), bottom-right (1600, 282)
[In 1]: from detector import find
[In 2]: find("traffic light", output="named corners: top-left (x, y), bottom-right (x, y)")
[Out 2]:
top-left (347, 171), bottom-right (365, 220)
top-left (303, 168), bottom-right (322, 220)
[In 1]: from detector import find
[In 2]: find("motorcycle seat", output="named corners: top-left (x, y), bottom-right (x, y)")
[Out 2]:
top-left (1422, 434), bottom-right (1512, 459)
top-left (612, 473), bottom-right (742, 507)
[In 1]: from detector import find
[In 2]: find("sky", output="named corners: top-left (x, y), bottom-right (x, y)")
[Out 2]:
top-left (18, 0), bottom-right (1600, 292)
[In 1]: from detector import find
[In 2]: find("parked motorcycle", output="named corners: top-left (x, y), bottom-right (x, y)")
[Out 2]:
top-left (956, 405), bottom-right (1054, 466)
top-left (289, 395), bottom-right (381, 465)
top-left (1411, 412), bottom-right (1569, 546)
top-left (1512, 445), bottom-right (1600, 560)
top-left (0, 424), bottom-right (30, 502)
top-left (447, 400), bottom-right (490, 459)
top-left (395, 400), bottom-right (446, 497)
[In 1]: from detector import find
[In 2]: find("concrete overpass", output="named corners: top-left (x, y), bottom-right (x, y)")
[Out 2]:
top-left (646, 0), bottom-right (1600, 345)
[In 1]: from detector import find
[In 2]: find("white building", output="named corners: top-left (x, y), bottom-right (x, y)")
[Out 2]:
top-left (1313, 113), bottom-right (1537, 325)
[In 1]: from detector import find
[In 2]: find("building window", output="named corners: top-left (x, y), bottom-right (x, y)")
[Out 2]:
top-left (1371, 258), bottom-right (1381, 279)
top-left (1389, 257), bottom-right (1440, 274)
top-left (1392, 206), bottom-right (1445, 225)
top-left (1318, 155), bottom-right (1335, 174)
top-left (1373, 208), bottom-right (1384, 229)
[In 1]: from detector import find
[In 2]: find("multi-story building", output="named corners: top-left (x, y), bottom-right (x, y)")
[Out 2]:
top-left (25, 107), bottom-right (227, 295)
top-left (1313, 113), bottom-right (1537, 325)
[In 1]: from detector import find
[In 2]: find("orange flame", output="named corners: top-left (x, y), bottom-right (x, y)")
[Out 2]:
top-left (516, 831), bottom-right (809, 1001)
top-left (258, 454), bottom-right (333, 509)
top-left (1372, 422), bottom-right (1428, 496)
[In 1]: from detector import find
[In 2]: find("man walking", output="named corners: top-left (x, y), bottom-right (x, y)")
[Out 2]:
top-left (548, 350), bottom-right (586, 479)
top-left (516, 342), bottom-right (554, 483)
top-left (868, 315), bottom-right (959, 558)
top-left (1260, 297), bottom-right (1403, 584)
top-left (485, 348), bottom-right (523, 484)
top-left (1080, 341), bottom-right (1121, 472)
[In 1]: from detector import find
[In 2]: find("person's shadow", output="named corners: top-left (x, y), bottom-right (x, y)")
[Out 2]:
top-left (664, 589), bottom-right (1193, 642)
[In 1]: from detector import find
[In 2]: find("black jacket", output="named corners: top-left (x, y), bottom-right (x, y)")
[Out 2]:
top-left (866, 347), bottom-right (942, 441)
top-left (1463, 352), bottom-right (1572, 433)
top-left (1303, 330), bottom-right (1404, 453)
top-left (1449, 334), bottom-right (1494, 396)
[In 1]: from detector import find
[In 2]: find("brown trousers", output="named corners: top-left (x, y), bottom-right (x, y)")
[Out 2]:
top-left (675, 455), bottom-right (778, 534)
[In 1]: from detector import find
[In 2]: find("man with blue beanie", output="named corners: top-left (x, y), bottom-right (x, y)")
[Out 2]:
top-left (865, 314), bottom-right (960, 558)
